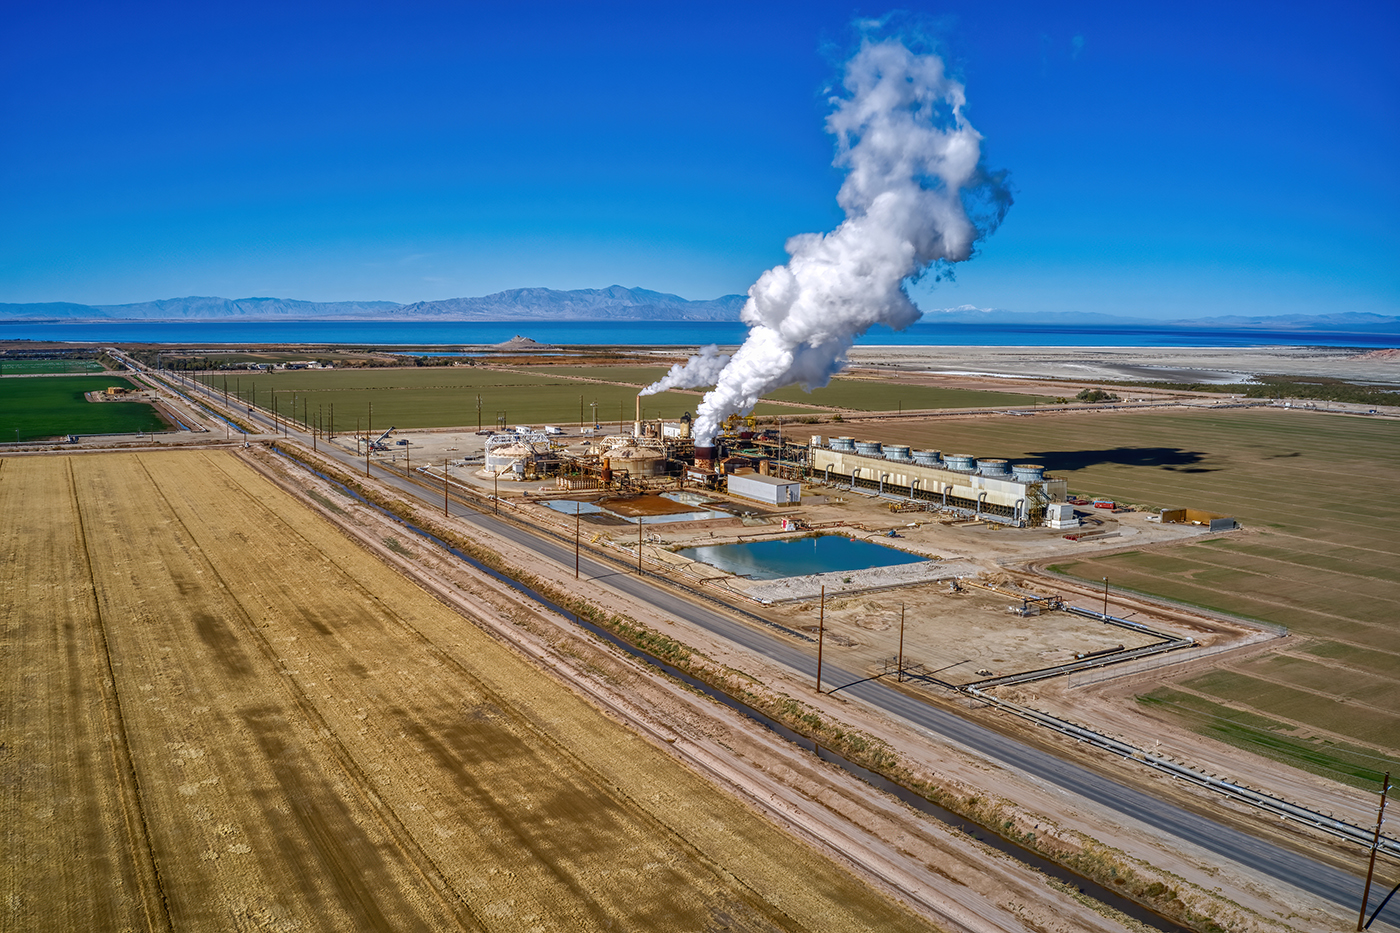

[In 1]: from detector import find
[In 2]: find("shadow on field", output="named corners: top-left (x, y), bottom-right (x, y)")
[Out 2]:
top-left (1026, 447), bottom-right (1218, 472)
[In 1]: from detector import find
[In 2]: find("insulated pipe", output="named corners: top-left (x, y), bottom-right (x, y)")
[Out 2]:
top-left (977, 491), bottom-right (987, 519)
top-left (880, 472), bottom-right (888, 496)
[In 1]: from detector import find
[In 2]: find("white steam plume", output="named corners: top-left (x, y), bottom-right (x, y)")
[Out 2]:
top-left (640, 344), bottom-right (731, 396)
top-left (689, 37), bottom-right (1011, 445)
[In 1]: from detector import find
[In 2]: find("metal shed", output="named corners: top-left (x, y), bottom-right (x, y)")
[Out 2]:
top-left (727, 472), bottom-right (800, 505)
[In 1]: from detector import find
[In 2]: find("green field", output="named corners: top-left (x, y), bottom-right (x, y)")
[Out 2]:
top-left (195, 368), bottom-right (762, 431)
top-left (0, 376), bottom-right (167, 440)
top-left (853, 406), bottom-right (1400, 769)
top-left (519, 366), bottom-right (1040, 411)
top-left (0, 359), bottom-right (105, 374)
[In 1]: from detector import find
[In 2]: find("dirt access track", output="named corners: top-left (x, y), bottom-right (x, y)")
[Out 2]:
top-left (0, 450), bottom-right (939, 932)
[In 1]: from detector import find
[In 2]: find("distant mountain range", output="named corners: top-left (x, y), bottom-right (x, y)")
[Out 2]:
top-left (1, 287), bottom-right (1396, 332)
top-left (0, 286), bottom-right (747, 323)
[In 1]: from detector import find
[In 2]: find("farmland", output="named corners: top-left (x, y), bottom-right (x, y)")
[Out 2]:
top-left (194, 364), bottom-right (1041, 433)
top-left (196, 367), bottom-right (788, 430)
top-left (855, 406), bottom-right (1400, 783)
top-left (0, 450), bottom-right (935, 932)
top-left (523, 366), bottom-right (1041, 411)
top-left (0, 374), bottom-right (166, 440)
top-left (0, 358), bottom-right (105, 374)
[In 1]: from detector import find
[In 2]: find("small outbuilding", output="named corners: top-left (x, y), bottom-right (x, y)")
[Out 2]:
top-left (727, 472), bottom-right (800, 505)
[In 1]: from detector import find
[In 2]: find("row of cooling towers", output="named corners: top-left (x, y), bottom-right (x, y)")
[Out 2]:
top-left (693, 433), bottom-right (1046, 483)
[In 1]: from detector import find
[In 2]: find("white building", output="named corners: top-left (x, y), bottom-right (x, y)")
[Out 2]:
top-left (727, 472), bottom-right (801, 505)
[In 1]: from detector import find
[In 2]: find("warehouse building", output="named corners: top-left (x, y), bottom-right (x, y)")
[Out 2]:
top-left (727, 472), bottom-right (801, 505)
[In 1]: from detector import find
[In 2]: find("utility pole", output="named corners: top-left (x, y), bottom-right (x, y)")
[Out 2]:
top-left (366, 402), bottom-right (372, 477)
top-left (444, 460), bottom-right (450, 517)
top-left (815, 585), bottom-right (825, 693)
top-left (1102, 577), bottom-right (1110, 619)
top-left (1359, 771), bottom-right (1391, 931)
top-left (575, 503), bottom-right (581, 579)
top-left (898, 603), bottom-right (906, 682)
top-left (637, 519), bottom-right (643, 574)
top-left (476, 394), bottom-right (481, 431)
top-left (493, 471), bottom-right (499, 514)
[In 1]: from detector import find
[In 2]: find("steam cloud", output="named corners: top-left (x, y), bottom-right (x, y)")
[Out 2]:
top-left (640, 344), bottom-right (731, 395)
top-left (650, 36), bottom-right (1011, 445)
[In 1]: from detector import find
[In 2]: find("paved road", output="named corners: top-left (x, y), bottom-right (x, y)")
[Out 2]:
top-left (163, 366), bottom-right (1398, 929)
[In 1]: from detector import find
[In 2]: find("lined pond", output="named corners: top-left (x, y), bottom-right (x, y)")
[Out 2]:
top-left (678, 535), bottom-right (928, 580)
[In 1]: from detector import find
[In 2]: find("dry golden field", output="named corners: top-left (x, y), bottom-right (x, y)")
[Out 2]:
top-left (0, 450), bottom-right (937, 933)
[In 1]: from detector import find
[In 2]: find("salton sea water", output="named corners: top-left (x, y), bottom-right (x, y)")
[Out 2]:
top-left (2, 320), bottom-right (1396, 348)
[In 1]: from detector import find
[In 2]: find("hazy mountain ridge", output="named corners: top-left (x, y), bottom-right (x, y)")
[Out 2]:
top-left (0, 287), bottom-right (747, 322)
top-left (1, 288), bottom-right (1395, 331)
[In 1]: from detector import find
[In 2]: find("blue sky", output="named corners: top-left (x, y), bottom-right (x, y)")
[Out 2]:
top-left (2, 0), bottom-right (1396, 319)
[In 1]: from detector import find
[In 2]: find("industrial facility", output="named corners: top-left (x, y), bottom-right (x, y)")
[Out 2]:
top-left (470, 395), bottom-right (1069, 527)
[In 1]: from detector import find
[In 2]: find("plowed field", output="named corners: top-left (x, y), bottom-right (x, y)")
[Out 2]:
top-left (0, 451), bottom-right (936, 932)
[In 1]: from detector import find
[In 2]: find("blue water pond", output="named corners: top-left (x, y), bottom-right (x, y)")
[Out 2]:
top-left (679, 535), bottom-right (927, 580)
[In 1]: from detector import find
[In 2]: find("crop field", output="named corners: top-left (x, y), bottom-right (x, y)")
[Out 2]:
top-left (0, 450), bottom-right (933, 932)
top-left (197, 367), bottom-right (825, 430)
top-left (532, 366), bottom-right (1041, 412)
top-left (0, 375), bottom-right (166, 440)
top-left (204, 365), bottom-right (1043, 433)
top-left (858, 406), bottom-right (1400, 779)
top-left (0, 358), bottom-right (105, 374)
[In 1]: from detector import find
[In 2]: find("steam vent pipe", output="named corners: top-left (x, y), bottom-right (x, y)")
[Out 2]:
top-left (695, 445), bottom-right (717, 470)
top-left (634, 395), bottom-right (642, 438)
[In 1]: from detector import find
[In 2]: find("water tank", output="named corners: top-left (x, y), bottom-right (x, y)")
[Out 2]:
top-left (485, 442), bottom-right (534, 476)
top-left (609, 445), bottom-right (666, 477)
top-left (945, 454), bottom-right (977, 472)
top-left (882, 444), bottom-right (911, 461)
top-left (830, 436), bottom-right (856, 452)
top-left (913, 449), bottom-right (942, 466)
top-left (1012, 464), bottom-right (1046, 482)
top-left (978, 458), bottom-right (1011, 477)
top-left (855, 440), bottom-right (883, 457)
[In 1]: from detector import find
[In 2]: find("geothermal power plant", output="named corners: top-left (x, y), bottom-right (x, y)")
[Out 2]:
top-left (476, 394), bottom-right (1070, 527)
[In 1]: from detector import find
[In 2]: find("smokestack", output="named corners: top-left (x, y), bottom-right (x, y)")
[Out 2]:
top-left (694, 445), bottom-right (716, 471)
top-left (656, 35), bottom-right (1011, 447)
top-left (634, 394), bottom-right (642, 438)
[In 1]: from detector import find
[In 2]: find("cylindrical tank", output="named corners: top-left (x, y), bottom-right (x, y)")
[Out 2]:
top-left (830, 436), bottom-right (856, 452)
top-left (758, 458), bottom-right (770, 476)
top-left (882, 444), bottom-right (911, 461)
top-left (855, 440), bottom-right (882, 457)
top-left (485, 442), bottom-right (534, 476)
top-left (609, 445), bottom-right (666, 477)
top-left (1012, 464), bottom-right (1046, 482)
top-left (601, 459), bottom-right (613, 484)
top-left (913, 449), bottom-right (942, 466)
top-left (978, 458), bottom-right (1010, 477)
top-left (680, 411), bottom-right (692, 439)
top-left (694, 445), bottom-right (717, 470)
top-left (945, 454), bottom-right (977, 471)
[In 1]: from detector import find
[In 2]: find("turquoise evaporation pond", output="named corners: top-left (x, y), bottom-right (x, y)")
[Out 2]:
top-left (678, 535), bottom-right (928, 581)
